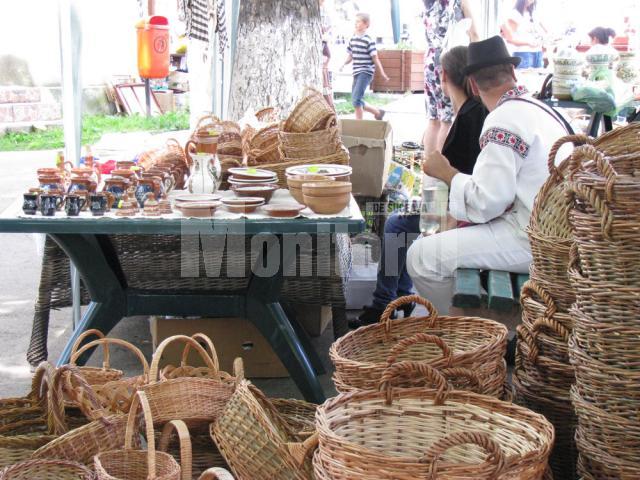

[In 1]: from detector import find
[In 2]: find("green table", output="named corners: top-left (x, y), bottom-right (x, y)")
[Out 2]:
top-left (0, 205), bottom-right (364, 403)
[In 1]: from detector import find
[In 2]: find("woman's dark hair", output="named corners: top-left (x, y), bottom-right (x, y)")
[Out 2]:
top-left (440, 46), bottom-right (473, 99)
top-left (515, 0), bottom-right (536, 17)
top-left (589, 27), bottom-right (616, 45)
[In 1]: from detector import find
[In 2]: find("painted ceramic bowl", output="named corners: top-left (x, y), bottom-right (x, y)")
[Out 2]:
top-left (175, 201), bottom-right (221, 217)
top-left (262, 203), bottom-right (306, 218)
top-left (222, 197), bottom-right (265, 213)
top-left (231, 184), bottom-right (278, 202)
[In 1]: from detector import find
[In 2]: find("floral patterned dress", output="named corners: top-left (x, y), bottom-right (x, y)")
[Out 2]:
top-left (423, 0), bottom-right (464, 122)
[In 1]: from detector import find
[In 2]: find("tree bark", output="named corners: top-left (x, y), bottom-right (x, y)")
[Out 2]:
top-left (228, 0), bottom-right (322, 121)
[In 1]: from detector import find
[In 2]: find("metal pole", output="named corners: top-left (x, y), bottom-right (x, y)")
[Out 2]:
top-left (59, 0), bottom-right (83, 329)
top-left (145, 78), bottom-right (152, 117)
top-left (390, 0), bottom-right (401, 44)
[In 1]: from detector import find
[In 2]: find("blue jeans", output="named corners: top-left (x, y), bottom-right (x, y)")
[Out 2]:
top-left (372, 213), bottom-right (421, 308)
top-left (352, 72), bottom-right (373, 107)
top-left (514, 51), bottom-right (543, 69)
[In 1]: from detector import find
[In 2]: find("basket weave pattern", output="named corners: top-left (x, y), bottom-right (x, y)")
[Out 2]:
top-left (563, 123), bottom-right (640, 479)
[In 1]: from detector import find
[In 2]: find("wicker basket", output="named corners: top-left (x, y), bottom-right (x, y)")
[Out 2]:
top-left (160, 333), bottom-right (227, 381)
top-left (246, 124), bottom-right (281, 165)
top-left (210, 381), bottom-right (315, 480)
top-left (217, 131), bottom-right (243, 157)
top-left (283, 88), bottom-right (335, 133)
top-left (33, 412), bottom-right (137, 466)
top-left (142, 335), bottom-right (234, 427)
top-left (253, 146), bottom-right (350, 187)
top-left (314, 362), bottom-right (554, 480)
top-left (94, 392), bottom-right (185, 480)
top-left (0, 459), bottom-right (94, 480)
top-left (69, 337), bottom-right (149, 414)
top-left (575, 430), bottom-right (640, 480)
top-left (255, 107), bottom-right (280, 123)
top-left (279, 127), bottom-right (340, 149)
top-left (330, 295), bottom-right (507, 395)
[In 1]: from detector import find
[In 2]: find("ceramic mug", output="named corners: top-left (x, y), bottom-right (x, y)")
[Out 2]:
top-left (39, 194), bottom-right (62, 216)
top-left (64, 194), bottom-right (87, 216)
top-left (22, 193), bottom-right (39, 215)
top-left (90, 193), bottom-right (108, 216)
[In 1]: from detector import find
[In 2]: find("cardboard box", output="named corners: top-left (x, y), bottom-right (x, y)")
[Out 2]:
top-left (154, 90), bottom-right (174, 113)
top-left (340, 119), bottom-right (393, 197)
top-left (150, 316), bottom-right (289, 378)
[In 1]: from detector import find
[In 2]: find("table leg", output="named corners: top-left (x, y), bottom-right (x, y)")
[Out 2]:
top-left (246, 235), bottom-right (326, 403)
top-left (588, 112), bottom-right (603, 137)
top-left (49, 234), bottom-right (126, 366)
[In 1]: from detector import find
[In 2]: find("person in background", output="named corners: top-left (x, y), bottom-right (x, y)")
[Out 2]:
top-left (353, 46), bottom-right (488, 327)
top-left (501, 0), bottom-right (547, 69)
top-left (340, 12), bottom-right (389, 120)
top-left (406, 36), bottom-right (572, 314)
top-left (422, 0), bottom-right (479, 154)
top-left (319, 0), bottom-right (335, 110)
top-left (588, 26), bottom-right (616, 46)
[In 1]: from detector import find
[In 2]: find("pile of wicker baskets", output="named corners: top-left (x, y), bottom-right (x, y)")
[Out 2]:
top-left (563, 123), bottom-right (640, 479)
top-left (0, 332), bottom-right (324, 480)
top-left (513, 135), bottom-right (579, 480)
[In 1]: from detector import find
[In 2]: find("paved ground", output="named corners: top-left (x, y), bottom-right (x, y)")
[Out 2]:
top-left (0, 97), bottom-right (428, 399)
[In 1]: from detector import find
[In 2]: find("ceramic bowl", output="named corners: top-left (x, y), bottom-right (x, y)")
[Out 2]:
top-left (231, 184), bottom-right (278, 202)
top-left (554, 64), bottom-right (583, 76)
top-left (222, 197), bottom-right (265, 213)
top-left (285, 164), bottom-right (353, 179)
top-left (228, 176), bottom-right (278, 186)
top-left (302, 192), bottom-right (350, 215)
top-left (586, 53), bottom-right (617, 64)
top-left (287, 175), bottom-right (335, 203)
top-left (301, 181), bottom-right (352, 197)
top-left (262, 203), bottom-right (306, 218)
top-left (554, 57), bottom-right (583, 67)
top-left (227, 167), bottom-right (277, 181)
top-left (174, 193), bottom-right (221, 205)
top-left (175, 201), bottom-right (221, 217)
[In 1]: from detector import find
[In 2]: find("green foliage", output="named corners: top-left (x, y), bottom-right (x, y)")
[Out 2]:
top-left (0, 111), bottom-right (189, 152)
top-left (333, 93), bottom-right (396, 115)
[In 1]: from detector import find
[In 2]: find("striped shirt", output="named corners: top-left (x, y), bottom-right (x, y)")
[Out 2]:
top-left (347, 34), bottom-right (377, 75)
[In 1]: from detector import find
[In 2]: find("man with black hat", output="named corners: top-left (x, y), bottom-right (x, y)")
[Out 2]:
top-left (406, 35), bottom-right (572, 313)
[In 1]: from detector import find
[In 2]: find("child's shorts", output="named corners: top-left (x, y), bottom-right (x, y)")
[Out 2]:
top-left (352, 71), bottom-right (373, 107)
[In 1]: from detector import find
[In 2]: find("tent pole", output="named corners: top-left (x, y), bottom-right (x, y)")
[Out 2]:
top-left (59, 0), bottom-right (83, 329)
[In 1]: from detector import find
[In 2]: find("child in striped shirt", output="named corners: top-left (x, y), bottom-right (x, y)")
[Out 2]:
top-left (340, 12), bottom-right (389, 120)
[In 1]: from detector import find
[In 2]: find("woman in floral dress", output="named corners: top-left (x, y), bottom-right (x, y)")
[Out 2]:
top-left (422, 0), bottom-right (479, 153)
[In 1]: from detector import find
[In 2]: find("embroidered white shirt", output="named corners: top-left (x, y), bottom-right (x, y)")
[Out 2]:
top-left (449, 86), bottom-right (572, 232)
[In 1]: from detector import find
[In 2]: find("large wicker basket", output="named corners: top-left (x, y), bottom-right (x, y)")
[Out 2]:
top-left (330, 295), bottom-right (507, 396)
top-left (210, 380), bottom-right (315, 480)
top-left (283, 88), bottom-right (335, 133)
top-left (314, 362), bottom-right (554, 479)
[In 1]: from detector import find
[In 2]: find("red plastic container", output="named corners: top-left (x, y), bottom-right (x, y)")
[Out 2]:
top-left (136, 16), bottom-right (170, 79)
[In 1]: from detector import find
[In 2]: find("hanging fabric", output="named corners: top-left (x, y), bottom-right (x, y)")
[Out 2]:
top-left (215, 0), bottom-right (229, 54)
top-left (179, 0), bottom-right (211, 43)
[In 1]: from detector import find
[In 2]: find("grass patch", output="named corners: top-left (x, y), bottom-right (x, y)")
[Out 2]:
top-left (0, 111), bottom-right (189, 152)
top-left (334, 93), bottom-right (397, 115)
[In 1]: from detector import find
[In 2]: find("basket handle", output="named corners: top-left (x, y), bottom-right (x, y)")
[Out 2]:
top-left (385, 333), bottom-right (453, 368)
top-left (194, 114), bottom-right (221, 131)
top-left (567, 243), bottom-right (583, 277)
top-left (232, 357), bottom-right (245, 381)
top-left (159, 420), bottom-right (193, 480)
top-left (567, 144), bottom-right (603, 179)
top-left (531, 316), bottom-right (570, 343)
top-left (125, 391), bottom-right (157, 476)
top-left (150, 335), bottom-right (218, 382)
top-left (198, 468), bottom-right (236, 480)
top-left (378, 361), bottom-right (449, 406)
top-left (379, 295), bottom-right (439, 333)
top-left (421, 431), bottom-right (507, 479)
top-left (166, 138), bottom-right (185, 156)
top-left (177, 333), bottom-right (220, 375)
top-left (70, 338), bottom-right (150, 381)
top-left (566, 180), bottom-right (614, 241)
top-left (439, 367), bottom-right (485, 394)
top-left (286, 432), bottom-right (319, 467)
top-left (519, 280), bottom-right (558, 318)
top-left (69, 329), bottom-right (109, 369)
top-left (547, 134), bottom-right (592, 176)
top-left (517, 325), bottom-right (541, 365)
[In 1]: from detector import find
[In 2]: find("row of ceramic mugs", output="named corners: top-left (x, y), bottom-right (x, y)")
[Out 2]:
top-left (23, 190), bottom-right (113, 217)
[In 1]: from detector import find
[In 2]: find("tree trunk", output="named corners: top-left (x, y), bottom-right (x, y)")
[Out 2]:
top-left (228, 0), bottom-right (322, 121)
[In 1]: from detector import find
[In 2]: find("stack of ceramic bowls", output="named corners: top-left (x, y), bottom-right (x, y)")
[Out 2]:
top-left (173, 193), bottom-right (221, 217)
top-left (617, 51), bottom-right (638, 83)
top-left (302, 181), bottom-right (352, 215)
top-left (227, 168), bottom-right (278, 188)
top-left (553, 56), bottom-right (583, 100)
top-left (285, 164), bottom-right (352, 182)
top-left (286, 174), bottom-right (334, 204)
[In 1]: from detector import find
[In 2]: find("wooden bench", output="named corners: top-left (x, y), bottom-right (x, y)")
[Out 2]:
top-left (450, 269), bottom-right (529, 365)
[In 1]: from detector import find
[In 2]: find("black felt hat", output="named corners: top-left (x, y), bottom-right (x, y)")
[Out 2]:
top-left (463, 35), bottom-right (521, 75)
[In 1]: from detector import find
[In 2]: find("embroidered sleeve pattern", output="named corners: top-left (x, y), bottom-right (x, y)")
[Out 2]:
top-left (479, 127), bottom-right (530, 159)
